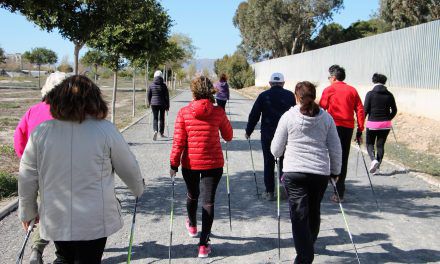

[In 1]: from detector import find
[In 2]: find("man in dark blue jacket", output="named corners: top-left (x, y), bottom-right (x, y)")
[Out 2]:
top-left (245, 72), bottom-right (296, 200)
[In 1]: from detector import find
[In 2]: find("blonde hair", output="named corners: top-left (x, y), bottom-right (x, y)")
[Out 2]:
top-left (190, 76), bottom-right (215, 103)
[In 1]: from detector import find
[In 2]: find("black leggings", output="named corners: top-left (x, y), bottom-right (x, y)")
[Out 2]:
top-left (282, 172), bottom-right (329, 264)
top-left (53, 237), bottom-right (107, 264)
top-left (151, 105), bottom-right (166, 134)
top-left (366, 129), bottom-right (390, 163)
top-left (182, 167), bottom-right (223, 245)
top-left (336, 126), bottom-right (353, 199)
top-left (216, 99), bottom-right (227, 110)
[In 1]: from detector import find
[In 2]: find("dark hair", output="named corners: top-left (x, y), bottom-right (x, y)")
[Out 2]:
top-left (219, 73), bottom-right (228, 82)
top-left (329, 64), bottom-right (346, 81)
top-left (46, 75), bottom-right (108, 123)
top-left (295, 81), bottom-right (320, 117)
top-left (191, 76), bottom-right (215, 103)
top-left (372, 73), bottom-right (387, 84)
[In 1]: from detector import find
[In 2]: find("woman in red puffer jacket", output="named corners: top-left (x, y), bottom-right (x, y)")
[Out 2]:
top-left (170, 76), bottom-right (233, 258)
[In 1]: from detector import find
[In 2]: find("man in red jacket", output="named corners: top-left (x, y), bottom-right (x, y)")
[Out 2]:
top-left (319, 65), bottom-right (365, 202)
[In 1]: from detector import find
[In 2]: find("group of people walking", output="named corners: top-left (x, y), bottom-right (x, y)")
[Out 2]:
top-left (14, 63), bottom-right (397, 263)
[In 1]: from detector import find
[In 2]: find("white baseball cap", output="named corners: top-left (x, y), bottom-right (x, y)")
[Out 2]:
top-left (41, 71), bottom-right (68, 98)
top-left (269, 72), bottom-right (284, 83)
top-left (154, 70), bottom-right (163, 78)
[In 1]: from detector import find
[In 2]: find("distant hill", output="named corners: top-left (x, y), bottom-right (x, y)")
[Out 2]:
top-left (184, 58), bottom-right (216, 76)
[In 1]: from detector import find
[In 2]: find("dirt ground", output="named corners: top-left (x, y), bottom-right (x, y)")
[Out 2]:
top-left (239, 86), bottom-right (440, 157)
top-left (0, 87), bottom-right (151, 184)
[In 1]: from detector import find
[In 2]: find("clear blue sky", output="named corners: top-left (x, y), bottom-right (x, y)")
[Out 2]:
top-left (0, 0), bottom-right (379, 63)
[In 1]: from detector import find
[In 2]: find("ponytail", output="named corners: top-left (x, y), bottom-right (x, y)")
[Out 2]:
top-left (295, 81), bottom-right (320, 117)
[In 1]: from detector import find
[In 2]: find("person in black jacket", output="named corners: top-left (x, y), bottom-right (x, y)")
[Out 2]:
top-left (148, 70), bottom-right (170, 140)
top-left (245, 72), bottom-right (296, 200)
top-left (364, 73), bottom-right (397, 173)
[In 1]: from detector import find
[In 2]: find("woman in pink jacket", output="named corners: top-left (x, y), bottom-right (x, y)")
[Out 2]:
top-left (14, 71), bottom-right (67, 157)
top-left (13, 71), bottom-right (67, 263)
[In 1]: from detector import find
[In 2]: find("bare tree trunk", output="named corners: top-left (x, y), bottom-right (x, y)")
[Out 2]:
top-left (301, 42), bottom-right (306, 53)
top-left (38, 64), bottom-right (41, 89)
top-left (73, 42), bottom-right (84, 75)
top-left (132, 68), bottom-right (136, 118)
top-left (111, 71), bottom-right (118, 124)
top-left (145, 61), bottom-right (149, 88)
top-left (170, 70), bottom-right (173, 89)
top-left (173, 72), bottom-right (176, 90)
top-left (145, 61), bottom-right (149, 106)
top-left (94, 64), bottom-right (98, 83)
top-left (164, 66), bottom-right (167, 84)
top-left (292, 37), bottom-right (298, 55)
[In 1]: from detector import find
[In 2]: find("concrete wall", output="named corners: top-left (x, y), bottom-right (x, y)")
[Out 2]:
top-left (252, 20), bottom-right (440, 121)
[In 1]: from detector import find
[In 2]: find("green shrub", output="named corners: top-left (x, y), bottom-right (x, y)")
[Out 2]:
top-left (118, 70), bottom-right (133, 78)
top-left (100, 70), bottom-right (112, 79)
top-left (0, 145), bottom-right (15, 156)
top-left (0, 172), bottom-right (18, 198)
top-left (214, 52), bottom-right (255, 89)
top-left (57, 64), bottom-right (73, 73)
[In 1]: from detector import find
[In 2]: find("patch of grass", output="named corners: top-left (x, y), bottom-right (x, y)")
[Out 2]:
top-left (136, 104), bottom-right (148, 112)
top-left (0, 117), bottom-right (19, 126)
top-left (0, 171), bottom-right (18, 199)
top-left (352, 132), bottom-right (440, 177)
top-left (0, 145), bottom-right (15, 157)
top-left (386, 142), bottom-right (440, 176)
top-left (0, 102), bottom-right (21, 109)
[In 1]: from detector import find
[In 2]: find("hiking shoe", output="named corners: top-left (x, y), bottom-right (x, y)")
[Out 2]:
top-left (198, 244), bottom-right (211, 258)
top-left (29, 248), bottom-right (43, 264)
top-left (262, 192), bottom-right (275, 201)
top-left (153, 131), bottom-right (158, 141)
top-left (369, 160), bottom-right (380, 173)
top-left (185, 219), bottom-right (198, 237)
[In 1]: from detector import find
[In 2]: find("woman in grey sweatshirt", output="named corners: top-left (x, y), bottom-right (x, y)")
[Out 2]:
top-left (271, 81), bottom-right (342, 264)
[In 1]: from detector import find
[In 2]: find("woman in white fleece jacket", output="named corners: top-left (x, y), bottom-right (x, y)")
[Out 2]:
top-left (271, 81), bottom-right (342, 264)
top-left (19, 75), bottom-right (145, 263)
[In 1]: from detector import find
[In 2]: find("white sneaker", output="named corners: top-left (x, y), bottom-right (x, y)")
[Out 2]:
top-left (153, 131), bottom-right (158, 141)
top-left (369, 160), bottom-right (380, 173)
top-left (29, 248), bottom-right (43, 264)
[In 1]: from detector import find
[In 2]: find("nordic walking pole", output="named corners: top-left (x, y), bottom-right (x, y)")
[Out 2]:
top-left (355, 148), bottom-right (360, 178)
top-left (275, 158), bottom-right (281, 261)
top-left (127, 197), bottom-right (139, 264)
top-left (247, 138), bottom-right (259, 197)
top-left (391, 126), bottom-right (408, 173)
top-left (330, 178), bottom-right (361, 263)
top-left (16, 219), bottom-right (36, 264)
top-left (166, 110), bottom-right (170, 137)
top-left (168, 176), bottom-right (175, 264)
top-left (357, 141), bottom-right (380, 212)
top-left (225, 141), bottom-right (232, 231)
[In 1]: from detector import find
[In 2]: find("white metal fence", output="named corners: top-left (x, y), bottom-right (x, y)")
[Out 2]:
top-left (252, 20), bottom-right (440, 120)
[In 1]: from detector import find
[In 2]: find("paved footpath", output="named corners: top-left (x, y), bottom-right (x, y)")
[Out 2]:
top-left (1, 89), bottom-right (439, 263)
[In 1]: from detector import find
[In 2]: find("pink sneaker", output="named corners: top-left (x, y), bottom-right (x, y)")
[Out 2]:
top-left (198, 244), bottom-right (211, 258)
top-left (185, 219), bottom-right (198, 237)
